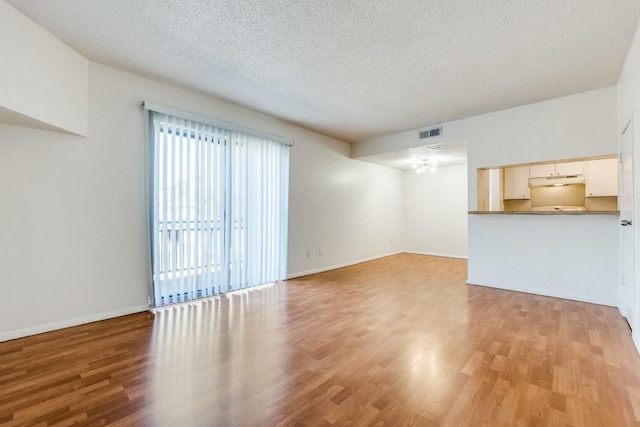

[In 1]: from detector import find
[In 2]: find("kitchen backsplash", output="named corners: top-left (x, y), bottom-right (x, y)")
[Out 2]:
top-left (503, 184), bottom-right (618, 212)
top-left (585, 197), bottom-right (618, 211)
top-left (503, 200), bottom-right (531, 212)
top-left (530, 184), bottom-right (586, 207)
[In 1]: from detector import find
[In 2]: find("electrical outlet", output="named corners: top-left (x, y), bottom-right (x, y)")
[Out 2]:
top-left (319, 248), bottom-right (323, 256)
top-left (305, 250), bottom-right (311, 259)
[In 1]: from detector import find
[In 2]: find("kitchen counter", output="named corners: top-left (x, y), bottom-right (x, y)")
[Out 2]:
top-left (468, 210), bottom-right (619, 215)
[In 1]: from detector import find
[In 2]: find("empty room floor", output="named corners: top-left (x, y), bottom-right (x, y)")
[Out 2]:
top-left (1, 253), bottom-right (640, 426)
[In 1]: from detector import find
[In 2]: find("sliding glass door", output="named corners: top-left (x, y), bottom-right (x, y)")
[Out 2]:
top-left (148, 110), bottom-right (289, 307)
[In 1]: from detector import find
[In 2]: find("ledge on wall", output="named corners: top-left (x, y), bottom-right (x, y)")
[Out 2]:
top-left (0, 1), bottom-right (89, 136)
top-left (0, 105), bottom-right (83, 135)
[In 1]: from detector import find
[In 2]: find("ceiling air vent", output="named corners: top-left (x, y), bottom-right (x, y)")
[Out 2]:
top-left (418, 126), bottom-right (443, 140)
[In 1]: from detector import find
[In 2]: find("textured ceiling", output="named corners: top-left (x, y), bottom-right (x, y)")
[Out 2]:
top-left (7, 0), bottom-right (640, 143)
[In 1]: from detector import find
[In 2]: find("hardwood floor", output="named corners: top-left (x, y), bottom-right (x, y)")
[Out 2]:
top-left (1, 253), bottom-right (640, 426)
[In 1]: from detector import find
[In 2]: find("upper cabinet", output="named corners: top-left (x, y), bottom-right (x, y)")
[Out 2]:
top-left (530, 162), bottom-right (584, 177)
top-left (556, 161), bottom-right (585, 176)
top-left (529, 164), bottom-right (555, 177)
top-left (585, 158), bottom-right (618, 197)
top-left (493, 157), bottom-right (618, 210)
top-left (503, 166), bottom-right (530, 200)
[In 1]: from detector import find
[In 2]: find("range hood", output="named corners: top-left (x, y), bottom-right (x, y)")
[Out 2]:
top-left (529, 174), bottom-right (585, 187)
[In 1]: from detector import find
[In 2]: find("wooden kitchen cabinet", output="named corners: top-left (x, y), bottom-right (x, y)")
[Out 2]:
top-left (530, 161), bottom-right (584, 177)
top-left (503, 166), bottom-right (530, 200)
top-left (556, 161), bottom-right (584, 176)
top-left (529, 164), bottom-right (556, 177)
top-left (586, 158), bottom-right (618, 197)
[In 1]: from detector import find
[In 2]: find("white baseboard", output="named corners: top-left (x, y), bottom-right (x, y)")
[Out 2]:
top-left (405, 250), bottom-right (468, 260)
top-left (287, 251), bottom-right (403, 279)
top-left (467, 280), bottom-right (616, 307)
top-left (0, 304), bottom-right (150, 343)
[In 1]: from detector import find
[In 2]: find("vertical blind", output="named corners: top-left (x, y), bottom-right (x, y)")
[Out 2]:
top-left (148, 109), bottom-right (289, 307)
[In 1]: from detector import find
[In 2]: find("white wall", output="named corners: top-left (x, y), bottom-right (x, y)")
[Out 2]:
top-left (617, 20), bottom-right (640, 350)
top-left (352, 125), bottom-right (467, 160)
top-left (468, 214), bottom-right (619, 307)
top-left (404, 164), bottom-right (467, 258)
top-left (355, 87), bottom-right (617, 210)
top-left (0, 60), bottom-right (405, 341)
top-left (465, 87), bottom-right (617, 209)
top-left (463, 88), bottom-right (618, 306)
top-left (358, 87), bottom-right (618, 307)
top-left (618, 21), bottom-right (640, 133)
top-left (0, 1), bottom-right (88, 136)
top-left (288, 134), bottom-right (404, 278)
top-left (355, 87), bottom-right (616, 272)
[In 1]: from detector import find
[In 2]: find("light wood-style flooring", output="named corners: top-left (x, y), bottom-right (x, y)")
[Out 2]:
top-left (1, 254), bottom-right (640, 426)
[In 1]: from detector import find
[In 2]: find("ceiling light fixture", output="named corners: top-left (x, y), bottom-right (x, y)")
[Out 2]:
top-left (412, 157), bottom-right (438, 174)
top-left (409, 143), bottom-right (444, 173)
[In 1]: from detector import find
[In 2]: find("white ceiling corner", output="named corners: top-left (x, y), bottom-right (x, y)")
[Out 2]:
top-left (6, 0), bottom-right (640, 144)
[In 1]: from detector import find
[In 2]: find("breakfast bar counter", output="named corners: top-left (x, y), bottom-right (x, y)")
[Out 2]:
top-left (467, 212), bottom-right (619, 307)
top-left (468, 210), bottom-right (619, 215)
